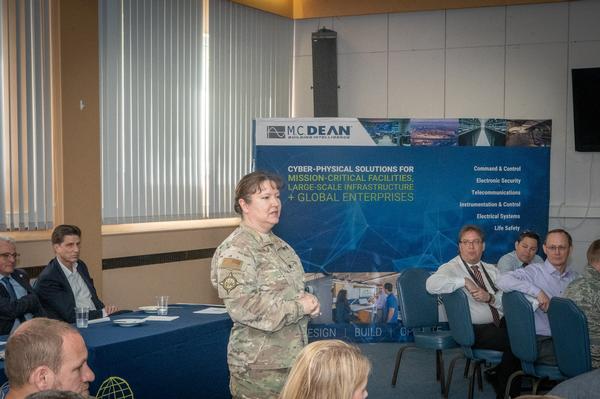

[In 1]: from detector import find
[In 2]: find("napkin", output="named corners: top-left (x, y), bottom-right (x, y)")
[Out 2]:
top-left (194, 307), bottom-right (228, 314)
top-left (144, 315), bottom-right (179, 321)
top-left (89, 317), bottom-right (111, 324)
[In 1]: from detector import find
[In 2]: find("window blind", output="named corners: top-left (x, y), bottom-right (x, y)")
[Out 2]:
top-left (100, 0), bottom-right (292, 224)
top-left (0, 0), bottom-right (53, 231)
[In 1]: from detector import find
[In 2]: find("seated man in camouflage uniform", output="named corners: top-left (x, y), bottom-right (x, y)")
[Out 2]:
top-left (564, 239), bottom-right (600, 368)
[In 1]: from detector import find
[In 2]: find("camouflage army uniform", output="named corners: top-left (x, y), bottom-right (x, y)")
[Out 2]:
top-left (564, 264), bottom-right (600, 368)
top-left (211, 223), bottom-right (308, 399)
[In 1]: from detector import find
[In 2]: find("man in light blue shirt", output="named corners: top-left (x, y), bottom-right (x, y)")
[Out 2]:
top-left (370, 284), bottom-right (387, 322)
top-left (383, 282), bottom-right (398, 323)
top-left (497, 231), bottom-right (544, 274)
top-left (497, 229), bottom-right (579, 364)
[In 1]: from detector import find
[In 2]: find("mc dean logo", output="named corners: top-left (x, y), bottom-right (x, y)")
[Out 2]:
top-left (267, 125), bottom-right (286, 139)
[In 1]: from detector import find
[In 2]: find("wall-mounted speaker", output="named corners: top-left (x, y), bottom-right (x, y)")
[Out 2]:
top-left (312, 28), bottom-right (338, 117)
top-left (572, 67), bottom-right (600, 152)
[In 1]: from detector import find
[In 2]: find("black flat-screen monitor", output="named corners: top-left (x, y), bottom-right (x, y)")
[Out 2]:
top-left (572, 67), bottom-right (600, 152)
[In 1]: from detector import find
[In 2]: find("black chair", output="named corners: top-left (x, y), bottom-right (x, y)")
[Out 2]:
top-left (391, 268), bottom-right (459, 396)
top-left (547, 297), bottom-right (592, 378)
top-left (442, 289), bottom-right (503, 399)
top-left (502, 291), bottom-right (566, 398)
top-left (0, 382), bottom-right (9, 399)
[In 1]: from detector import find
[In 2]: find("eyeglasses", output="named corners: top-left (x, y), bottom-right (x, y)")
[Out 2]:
top-left (459, 240), bottom-right (482, 247)
top-left (0, 252), bottom-right (20, 260)
top-left (546, 245), bottom-right (568, 252)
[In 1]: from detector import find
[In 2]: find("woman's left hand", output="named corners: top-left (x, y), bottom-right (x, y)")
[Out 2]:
top-left (298, 292), bottom-right (320, 316)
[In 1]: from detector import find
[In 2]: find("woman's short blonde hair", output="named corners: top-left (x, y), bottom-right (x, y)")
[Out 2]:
top-left (279, 339), bottom-right (371, 399)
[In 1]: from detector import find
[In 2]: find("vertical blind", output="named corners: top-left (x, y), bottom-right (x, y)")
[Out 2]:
top-left (207, 0), bottom-right (293, 217)
top-left (100, 0), bottom-right (206, 223)
top-left (0, 0), bottom-right (53, 231)
top-left (100, 0), bottom-right (293, 224)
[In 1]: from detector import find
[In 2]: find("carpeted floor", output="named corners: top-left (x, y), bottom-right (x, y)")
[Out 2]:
top-left (358, 343), bottom-right (499, 399)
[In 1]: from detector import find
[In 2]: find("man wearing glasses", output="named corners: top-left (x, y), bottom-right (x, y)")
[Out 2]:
top-left (497, 228), bottom-right (579, 365)
top-left (426, 224), bottom-right (520, 399)
top-left (497, 231), bottom-right (544, 274)
top-left (0, 236), bottom-right (45, 335)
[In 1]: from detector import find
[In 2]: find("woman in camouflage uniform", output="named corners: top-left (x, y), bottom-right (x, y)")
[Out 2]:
top-left (564, 239), bottom-right (600, 368)
top-left (211, 171), bottom-right (320, 399)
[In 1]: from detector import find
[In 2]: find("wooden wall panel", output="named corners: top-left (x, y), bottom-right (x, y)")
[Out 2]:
top-left (56, 0), bottom-right (103, 290)
top-left (233, 0), bottom-right (568, 19)
top-left (231, 0), bottom-right (293, 18)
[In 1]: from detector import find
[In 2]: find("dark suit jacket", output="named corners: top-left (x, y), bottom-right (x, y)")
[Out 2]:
top-left (0, 268), bottom-right (46, 335)
top-left (35, 258), bottom-right (105, 323)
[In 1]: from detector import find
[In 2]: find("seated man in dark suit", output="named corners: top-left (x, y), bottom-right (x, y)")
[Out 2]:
top-left (35, 225), bottom-right (118, 323)
top-left (0, 236), bottom-right (45, 335)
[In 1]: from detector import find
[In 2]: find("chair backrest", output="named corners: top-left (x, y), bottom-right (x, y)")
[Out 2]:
top-left (441, 289), bottom-right (475, 357)
top-left (502, 291), bottom-right (538, 374)
top-left (548, 297), bottom-right (592, 377)
top-left (396, 268), bottom-right (439, 328)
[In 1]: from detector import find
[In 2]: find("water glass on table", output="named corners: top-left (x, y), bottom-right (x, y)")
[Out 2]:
top-left (75, 306), bottom-right (89, 328)
top-left (157, 295), bottom-right (169, 316)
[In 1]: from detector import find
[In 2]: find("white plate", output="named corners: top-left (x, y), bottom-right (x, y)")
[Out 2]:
top-left (113, 318), bottom-right (146, 327)
top-left (138, 306), bottom-right (159, 314)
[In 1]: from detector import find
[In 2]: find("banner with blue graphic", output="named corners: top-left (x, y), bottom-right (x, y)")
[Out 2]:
top-left (254, 118), bottom-right (551, 343)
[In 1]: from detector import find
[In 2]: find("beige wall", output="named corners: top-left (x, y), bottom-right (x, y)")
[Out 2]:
top-left (101, 225), bottom-right (236, 309)
top-left (103, 260), bottom-right (218, 310)
top-left (16, 234), bottom-right (53, 268)
top-left (16, 224), bottom-right (236, 310)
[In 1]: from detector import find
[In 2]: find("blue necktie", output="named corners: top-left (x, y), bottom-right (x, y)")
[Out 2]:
top-left (2, 276), bottom-right (17, 302)
top-left (3, 276), bottom-right (27, 324)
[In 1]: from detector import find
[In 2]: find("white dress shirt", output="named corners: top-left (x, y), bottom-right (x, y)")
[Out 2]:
top-left (58, 258), bottom-right (97, 311)
top-left (426, 255), bottom-right (504, 324)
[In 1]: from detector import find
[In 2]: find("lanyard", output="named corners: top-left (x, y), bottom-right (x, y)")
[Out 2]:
top-left (460, 257), bottom-right (498, 293)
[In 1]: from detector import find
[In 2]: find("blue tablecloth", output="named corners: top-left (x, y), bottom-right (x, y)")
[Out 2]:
top-left (0, 305), bottom-right (232, 398)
